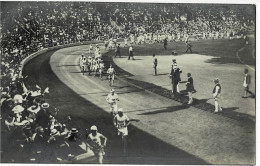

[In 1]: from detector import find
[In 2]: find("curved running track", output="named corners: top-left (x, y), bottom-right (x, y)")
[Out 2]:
top-left (22, 43), bottom-right (255, 164)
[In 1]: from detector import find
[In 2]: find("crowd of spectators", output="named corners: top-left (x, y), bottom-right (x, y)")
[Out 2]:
top-left (0, 2), bottom-right (255, 147)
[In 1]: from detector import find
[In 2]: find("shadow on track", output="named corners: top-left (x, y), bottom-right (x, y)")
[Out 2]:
top-left (138, 104), bottom-right (190, 115)
top-left (8, 49), bottom-right (208, 164)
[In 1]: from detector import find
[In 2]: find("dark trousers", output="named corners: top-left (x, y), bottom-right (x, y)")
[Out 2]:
top-left (88, 65), bottom-right (91, 75)
top-left (115, 51), bottom-right (121, 58)
top-left (154, 66), bottom-right (157, 75)
top-left (172, 81), bottom-right (178, 94)
top-left (186, 47), bottom-right (192, 53)
top-left (164, 44), bottom-right (167, 50)
top-left (128, 51), bottom-right (134, 60)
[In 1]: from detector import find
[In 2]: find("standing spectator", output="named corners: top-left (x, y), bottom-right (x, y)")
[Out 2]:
top-left (212, 78), bottom-right (222, 113)
top-left (115, 44), bottom-right (121, 58)
top-left (186, 73), bottom-right (194, 104)
top-left (124, 37), bottom-right (128, 47)
top-left (153, 54), bottom-right (158, 76)
top-left (163, 38), bottom-right (167, 50)
top-left (185, 41), bottom-right (192, 53)
top-left (128, 45), bottom-right (135, 60)
top-left (242, 68), bottom-right (254, 98)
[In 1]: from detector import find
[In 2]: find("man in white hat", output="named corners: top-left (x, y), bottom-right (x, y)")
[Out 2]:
top-left (86, 125), bottom-right (107, 164)
top-left (212, 78), bottom-right (222, 113)
top-left (106, 89), bottom-right (119, 116)
top-left (113, 108), bottom-right (130, 153)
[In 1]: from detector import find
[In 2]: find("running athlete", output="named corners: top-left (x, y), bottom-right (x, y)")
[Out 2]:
top-left (106, 89), bottom-right (119, 116)
top-left (113, 108), bottom-right (130, 153)
top-left (93, 59), bottom-right (99, 77)
top-left (99, 61), bottom-right (105, 79)
top-left (86, 125), bottom-right (107, 164)
top-left (87, 56), bottom-right (92, 75)
top-left (107, 64), bottom-right (116, 86)
top-left (81, 56), bottom-right (87, 75)
top-left (79, 54), bottom-right (85, 71)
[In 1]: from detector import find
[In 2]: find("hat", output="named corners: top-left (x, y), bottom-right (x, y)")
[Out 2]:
top-left (214, 78), bottom-right (219, 84)
top-left (118, 108), bottom-right (123, 112)
top-left (71, 128), bottom-right (78, 133)
top-left (41, 103), bottom-right (49, 109)
top-left (13, 94), bottom-right (23, 104)
top-left (90, 125), bottom-right (97, 131)
top-left (12, 105), bottom-right (25, 114)
top-left (28, 105), bottom-right (41, 113)
top-left (110, 89), bottom-right (115, 93)
top-left (172, 59), bottom-right (176, 62)
top-left (31, 91), bottom-right (41, 97)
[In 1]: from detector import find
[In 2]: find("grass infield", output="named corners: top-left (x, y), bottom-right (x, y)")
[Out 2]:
top-left (102, 39), bottom-right (255, 125)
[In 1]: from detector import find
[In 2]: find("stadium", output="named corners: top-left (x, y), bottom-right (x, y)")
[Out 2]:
top-left (0, 2), bottom-right (256, 164)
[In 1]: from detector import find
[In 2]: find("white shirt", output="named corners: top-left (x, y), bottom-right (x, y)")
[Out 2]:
top-left (114, 114), bottom-right (129, 129)
top-left (87, 133), bottom-right (104, 148)
top-left (106, 93), bottom-right (119, 104)
top-left (129, 46), bottom-right (133, 52)
top-left (107, 67), bottom-right (115, 75)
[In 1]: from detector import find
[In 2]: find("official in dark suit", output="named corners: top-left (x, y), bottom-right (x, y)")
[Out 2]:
top-left (169, 64), bottom-right (182, 95)
top-left (163, 38), bottom-right (167, 50)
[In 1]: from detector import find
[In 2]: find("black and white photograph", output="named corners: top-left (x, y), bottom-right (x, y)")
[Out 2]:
top-left (0, 0), bottom-right (256, 164)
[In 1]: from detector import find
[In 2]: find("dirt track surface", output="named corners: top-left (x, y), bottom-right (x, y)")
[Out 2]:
top-left (47, 44), bottom-right (255, 164)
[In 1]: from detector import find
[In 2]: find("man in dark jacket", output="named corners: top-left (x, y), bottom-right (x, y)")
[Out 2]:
top-left (185, 41), bottom-right (192, 53)
top-left (115, 44), bottom-right (121, 58)
top-left (169, 64), bottom-right (182, 95)
top-left (163, 38), bottom-right (167, 50)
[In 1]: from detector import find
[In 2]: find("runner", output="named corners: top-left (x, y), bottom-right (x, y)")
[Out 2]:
top-left (106, 64), bottom-right (116, 86)
top-left (86, 125), bottom-right (107, 164)
top-left (113, 108), bottom-right (130, 153)
top-left (106, 89), bottom-right (119, 116)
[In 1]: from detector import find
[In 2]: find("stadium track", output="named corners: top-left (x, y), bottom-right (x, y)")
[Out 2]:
top-left (22, 48), bottom-right (207, 164)
top-left (21, 43), bottom-right (255, 164)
